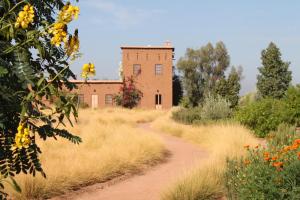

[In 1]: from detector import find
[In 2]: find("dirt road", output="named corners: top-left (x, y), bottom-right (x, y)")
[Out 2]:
top-left (52, 123), bottom-right (207, 200)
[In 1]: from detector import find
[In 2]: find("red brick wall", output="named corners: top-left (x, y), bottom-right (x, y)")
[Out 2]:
top-left (70, 45), bottom-right (174, 109)
top-left (122, 47), bottom-right (174, 109)
top-left (72, 81), bottom-right (122, 108)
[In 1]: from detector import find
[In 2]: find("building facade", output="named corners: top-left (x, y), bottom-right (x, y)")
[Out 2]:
top-left (73, 42), bottom-right (174, 109)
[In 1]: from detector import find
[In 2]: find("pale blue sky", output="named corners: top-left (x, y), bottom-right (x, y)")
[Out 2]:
top-left (69, 0), bottom-right (300, 94)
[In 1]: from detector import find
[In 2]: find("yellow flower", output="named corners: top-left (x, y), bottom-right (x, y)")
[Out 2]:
top-left (65, 29), bottom-right (80, 57)
top-left (81, 63), bottom-right (96, 78)
top-left (14, 123), bottom-right (31, 149)
top-left (48, 22), bottom-right (68, 46)
top-left (15, 4), bottom-right (35, 29)
top-left (58, 3), bottom-right (80, 23)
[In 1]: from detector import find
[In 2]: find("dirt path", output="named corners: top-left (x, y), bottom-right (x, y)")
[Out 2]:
top-left (52, 123), bottom-right (208, 200)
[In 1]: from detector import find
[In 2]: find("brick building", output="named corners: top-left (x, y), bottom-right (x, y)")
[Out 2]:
top-left (72, 42), bottom-right (174, 109)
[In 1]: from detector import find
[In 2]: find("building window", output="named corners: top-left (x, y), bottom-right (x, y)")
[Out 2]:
top-left (105, 94), bottom-right (113, 105)
top-left (127, 53), bottom-right (129, 60)
top-left (136, 53), bottom-right (139, 60)
top-left (133, 64), bottom-right (141, 75)
top-left (155, 94), bottom-right (162, 105)
top-left (155, 64), bottom-right (163, 75)
top-left (77, 94), bottom-right (84, 104)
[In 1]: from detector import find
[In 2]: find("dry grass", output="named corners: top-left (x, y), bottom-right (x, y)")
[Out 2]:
top-left (152, 111), bottom-right (260, 200)
top-left (9, 108), bottom-right (166, 199)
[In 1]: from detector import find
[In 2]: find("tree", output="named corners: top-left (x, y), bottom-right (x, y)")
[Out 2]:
top-left (177, 41), bottom-right (230, 107)
top-left (172, 74), bottom-right (183, 106)
top-left (215, 66), bottom-right (242, 108)
top-left (0, 1), bottom-right (91, 197)
top-left (257, 42), bottom-right (292, 99)
top-left (114, 76), bottom-right (143, 109)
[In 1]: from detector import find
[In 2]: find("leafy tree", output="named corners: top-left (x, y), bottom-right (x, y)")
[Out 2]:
top-left (177, 41), bottom-right (230, 106)
top-left (172, 74), bottom-right (183, 106)
top-left (215, 66), bottom-right (242, 108)
top-left (114, 76), bottom-right (143, 109)
top-left (257, 42), bottom-right (292, 99)
top-left (0, 1), bottom-right (92, 198)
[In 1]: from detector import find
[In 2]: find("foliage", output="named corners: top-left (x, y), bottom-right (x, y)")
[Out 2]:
top-left (177, 42), bottom-right (230, 106)
top-left (235, 86), bottom-right (300, 137)
top-left (235, 98), bottom-right (287, 137)
top-left (172, 107), bottom-right (202, 124)
top-left (114, 76), bottom-right (143, 109)
top-left (172, 74), bottom-right (183, 106)
top-left (0, 1), bottom-right (85, 198)
top-left (215, 66), bottom-right (242, 108)
top-left (225, 126), bottom-right (300, 200)
top-left (257, 42), bottom-right (292, 99)
top-left (172, 95), bottom-right (231, 124)
top-left (179, 96), bottom-right (190, 108)
top-left (239, 91), bottom-right (259, 108)
top-left (201, 95), bottom-right (232, 121)
top-left (284, 85), bottom-right (300, 127)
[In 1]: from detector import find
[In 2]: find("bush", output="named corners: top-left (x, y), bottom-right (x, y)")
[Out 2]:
top-left (201, 95), bottom-right (232, 120)
top-left (284, 86), bottom-right (300, 126)
top-left (172, 107), bottom-right (202, 124)
top-left (234, 98), bottom-right (288, 137)
top-left (225, 125), bottom-right (300, 200)
top-left (114, 76), bottom-right (143, 109)
top-left (172, 95), bottom-right (231, 124)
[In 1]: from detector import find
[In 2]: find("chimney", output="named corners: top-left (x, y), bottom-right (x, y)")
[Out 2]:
top-left (164, 40), bottom-right (172, 47)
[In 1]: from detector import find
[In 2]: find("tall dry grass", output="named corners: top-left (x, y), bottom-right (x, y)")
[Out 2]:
top-left (9, 108), bottom-right (166, 199)
top-left (152, 111), bottom-right (260, 200)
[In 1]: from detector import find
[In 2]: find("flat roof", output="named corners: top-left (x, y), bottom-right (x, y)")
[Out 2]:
top-left (69, 80), bottom-right (123, 84)
top-left (121, 45), bottom-right (174, 51)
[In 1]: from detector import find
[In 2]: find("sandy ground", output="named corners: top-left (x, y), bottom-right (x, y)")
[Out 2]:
top-left (51, 123), bottom-right (208, 200)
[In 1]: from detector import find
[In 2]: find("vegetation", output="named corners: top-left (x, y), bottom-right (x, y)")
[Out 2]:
top-left (257, 42), bottom-right (292, 99)
top-left (0, 1), bottom-right (88, 198)
top-left (235, 85), bottom-right (300, 137)
top-left (172, 74), bottom-right (183, 106)
top-left (7, 108), bottom-right (166, 199)
top-left (235, 98), bottom-right (287, 137)
top-left (177, 42), bottom-right (242, 108)
top-left (225, 125), bottom-right (300, 200)
top-left (172, 95), bottom-right (231, 124)
top-left (215, 66), bottom-right (243, 108)
top-left (152, 111), bottom-right (259, 200)
top-left (114, 76), bottom-right (143, 109)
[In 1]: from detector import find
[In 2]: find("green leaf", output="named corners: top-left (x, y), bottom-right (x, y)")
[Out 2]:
top-left (0, 66), bottom-right (8, 77)
top-left (12, 47), bottom-right (35, 88)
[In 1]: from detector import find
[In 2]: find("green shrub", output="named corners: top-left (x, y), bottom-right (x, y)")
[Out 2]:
top-left (172, 107), bottom-right (202, 124)
top-left (284, 86), bottom-right (300, 126)
top-left (234, 98), bottom-right (288, 137)
top-left (201, 95), bottom-right (232, 121)
top-left (172, 95), bottom-right (231, 124)
top-left (225, 126), bottom-right (300, 200)
top-left (267, 124), bottom-right (297, 147)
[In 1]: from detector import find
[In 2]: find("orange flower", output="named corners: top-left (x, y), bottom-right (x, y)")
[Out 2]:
top-left (244, 145), bottom-right (250, 149)
top-left (255, 145), bottom-right (259, 149)
top-left (273, 162), bottom-right (283, 168)
top-left (263, 152), bottom-right (270, 161)
top-left (271, 156), bottom-right (278, 161)
top-left (283, 146), bottom-right (291, 152)
top-left (297, 152), bottom-right (300, 160)
top-left (244, 159), bottom-right (250, 165)
top-left (264, 157), bottom-right (270, 161)
top-left (290, 143), bottom-right (299, 150)
top-left (294, 139), bottom-right (300, 145)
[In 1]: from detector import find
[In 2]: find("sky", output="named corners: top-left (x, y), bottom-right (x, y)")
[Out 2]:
top-left (69, 0), bottom-right (300, 94)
